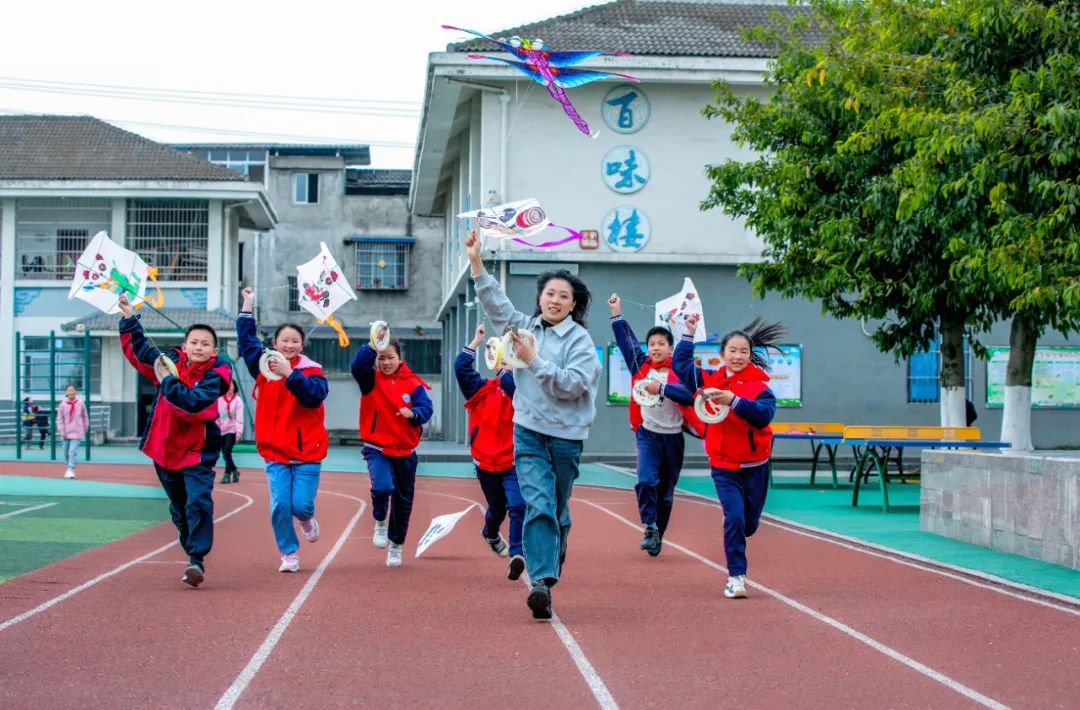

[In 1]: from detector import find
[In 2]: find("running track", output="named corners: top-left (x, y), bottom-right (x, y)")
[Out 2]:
top-left (1, 463), bottom-right (1078, 708)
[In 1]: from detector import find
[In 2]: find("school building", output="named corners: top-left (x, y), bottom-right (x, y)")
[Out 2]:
top-left (413, 0), bottom-right (1080, 453)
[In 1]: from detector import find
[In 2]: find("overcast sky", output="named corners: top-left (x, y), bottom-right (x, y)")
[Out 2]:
top-left (0, 0), bottom-right (594, 168)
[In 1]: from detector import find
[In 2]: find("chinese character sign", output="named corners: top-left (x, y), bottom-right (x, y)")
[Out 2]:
top-left (602, 84), bottom-right (650, 134)
top-left (603, 205), bottom-right (651, 253)
top-left (603, 145), bottom-right (650, 194)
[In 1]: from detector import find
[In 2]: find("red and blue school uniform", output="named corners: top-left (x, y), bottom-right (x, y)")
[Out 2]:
top-left (612, 316), bottom-right (703, 539)
top-left (454, 346), bottom-right (525, 557)
top-left (673, 334), bottom-right (776, 578)
top-left (351, 345), bottom-right (433, 546)
top-left (237, 312), bottom-right (329, 556)
top-left (119, 315), bottom-right (231, 571)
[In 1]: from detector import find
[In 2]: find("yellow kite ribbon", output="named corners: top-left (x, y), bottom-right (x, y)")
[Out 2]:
top-left (320, 313), bottom-right (350, 347)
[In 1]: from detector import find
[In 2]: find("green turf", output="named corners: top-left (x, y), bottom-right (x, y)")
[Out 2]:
top-left (0, 476), bottom-right (166, 499)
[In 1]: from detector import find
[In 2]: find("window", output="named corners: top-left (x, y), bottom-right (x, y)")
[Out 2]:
top-left (294, 173), bottom-right (319, 204)
top-left (303, 339), bottom-right (353, 374)
top-left (397, 338), bottom-right (441, 375)
top-left (301, 337), bottom-right (440, 377)
top-left (907, 340), bottom-right (974, 403)
top-left (188, 149), bottom-right (267, 183)
top-left (19, 336), bottom-right (102, 395)
top-left (287, 276), bottom-right (300, 312)
top-left (355, 240), bottom-right (409, 290)
top-left (15, 198), bottom-right (112, 280)
top-left (126, 199), bottom-right (209, 281)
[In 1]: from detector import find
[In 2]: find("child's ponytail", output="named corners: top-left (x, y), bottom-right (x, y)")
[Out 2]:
top-left (720, 316), bottom-right (786, 371)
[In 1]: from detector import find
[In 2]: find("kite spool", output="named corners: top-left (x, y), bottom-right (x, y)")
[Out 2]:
top-left (500, 329), bottom-right (535, 369)
top-left (484, 336), bottom-right (503, 371)
top-left (632, 378), bottom-right (662, 408)
top-left (694, 388), bottom-right (730, 424)
top-left (370, 321), bottom-right (391, 352)
top-left (154, 354), bottom-right (178, 381)
top-left (259, 349), bottom-right (287, 381)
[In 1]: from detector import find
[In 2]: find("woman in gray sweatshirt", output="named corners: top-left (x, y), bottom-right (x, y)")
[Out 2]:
top-left (466, 231), bottom-right (600, 621)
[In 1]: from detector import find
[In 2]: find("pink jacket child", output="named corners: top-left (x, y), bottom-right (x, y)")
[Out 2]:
top-left (217, 394), bottom-right (245, 436)
top-left (57, 396), bottom-right (90, 440)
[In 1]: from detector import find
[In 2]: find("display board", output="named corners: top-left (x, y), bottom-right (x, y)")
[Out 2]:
top-left (986, 346), bottom-right (1080, 408)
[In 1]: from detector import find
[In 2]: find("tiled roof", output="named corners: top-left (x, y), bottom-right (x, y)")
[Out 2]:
top-left (173, 142), bottom-right (371, 164)
top-left (446, 0), bottom-right (812, 58)
top-left (61, 308), bottom-right (238, 334)
top-left (0, 116), bottom-right (248, 181)
top-left (348, 169), bottom-right (412, 186)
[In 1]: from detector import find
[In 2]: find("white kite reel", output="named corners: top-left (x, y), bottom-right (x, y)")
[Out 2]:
top-left (694, 388), bottom-right (730, 424)
top-left (484, 336), bottom-right (503, 371)
top-left (370, 321), bottom-right (391, 351)
top-left (259, 349), bottom-right (287, 381)
top-left (154, 354), bottom-right (178, 380)
top-left (632, 378), bottom-right (662, 408)
top-left (500, 329), bottom-right (535, 369)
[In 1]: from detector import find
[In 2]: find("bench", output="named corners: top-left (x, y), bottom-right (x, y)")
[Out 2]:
top-left (842, 426), bottom-right (1010, 512)
top-left (768, 422), bottom-right (845, 488)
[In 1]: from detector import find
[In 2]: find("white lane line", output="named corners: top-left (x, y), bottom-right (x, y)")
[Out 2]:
top-left (593, 462), bottom-right (1080, 613)
top-left (577, 497), bottom-right (1008, 710)
top-left (215, 490), bottom-right (367, 710)
top-left (0, 489), bottom-right (254, 633)
top-left (0, 502), bottom-right (57, 519)
top-left (431, 490), bottom-right (619, 710)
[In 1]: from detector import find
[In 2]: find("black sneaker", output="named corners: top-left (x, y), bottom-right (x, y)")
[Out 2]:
top-left (182, 562), bottom-right (205, 588)
top-left (643, 526), bottom-right (662, 557)
top-left (232, 470), bottom-right (240, 483)
top-left (486, 535), bottom-right (509, 558)
top-left (507, 554), bottom-right (526, 581)
top-left (219, 470), bottom-right (230, 484)
top-left (527, 580), bottom-right (553, 620)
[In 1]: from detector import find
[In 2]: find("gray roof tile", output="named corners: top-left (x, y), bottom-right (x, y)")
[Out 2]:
top-left (62, 308), bottom-right (238, 334)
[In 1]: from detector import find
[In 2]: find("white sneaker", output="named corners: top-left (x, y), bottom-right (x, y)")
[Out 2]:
top-left (300, 518), bottom-right (320, 543)
top-left (63, 469), bottom-right (76, 479)
top-left (373, 519), bottom-right (389, 548)
top-left (724, 575), bottom-right (747, 599)
top-left (386, 542), bottom-right (402, 567)
top-left (278, 553), bottom-right (300, 573)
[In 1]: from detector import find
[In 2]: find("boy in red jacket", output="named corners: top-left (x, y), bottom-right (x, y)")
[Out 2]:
top-left (118, 294), bottom-right (231, 588)
top-left (352, 332), bottom-right (433, 568)
top-left (454, 324), bottom-right (526, 581)
top-left (673, 313), bottom-right (783, 600)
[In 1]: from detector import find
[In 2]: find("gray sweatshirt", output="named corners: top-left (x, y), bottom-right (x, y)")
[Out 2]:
top-left (473, 271), bottom-right (600, 441)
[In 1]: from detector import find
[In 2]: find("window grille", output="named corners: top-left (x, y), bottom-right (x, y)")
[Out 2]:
top-left (287, 276), bottom-right (300, 312)
top-left (294, 173), bottom-right (319, 204)
top-left (355, 241), bottom-right (409, 290)
top-left (15, 198), bottom-right (112, 280)
top-left (126, 199), bottom-right (209, 281)
top-left (907, 340), bottom-right (974, 403)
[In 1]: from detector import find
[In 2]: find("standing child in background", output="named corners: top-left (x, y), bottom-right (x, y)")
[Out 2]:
top-left (237, 287), bottom-right (328, 573)
top-left (454, 323), bottom-right (527, 581)
top-left (34, 403), bottom-right (49, 449)
top-left (608, 294), bottom-right (702, 557)
top-left (118, 294), bottom-right (231, 588)
top-left (57, 384), bottom-right (89, 479)
top-left (21, 398), bottom-right (35, 443)
top-left (217, 378), bottom-right (245, 484)
top-left (352, 332), bottom-right (433, 568)
top-left (673, 313), bottom-right (783, 600)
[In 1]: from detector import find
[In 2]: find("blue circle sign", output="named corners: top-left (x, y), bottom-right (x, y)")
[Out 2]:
top-left (602, 145), bottom-right (650, 194)
top-left (602, 205), bottom-right (651, 253)
top-left (602, 85), bottom-right (650, 134)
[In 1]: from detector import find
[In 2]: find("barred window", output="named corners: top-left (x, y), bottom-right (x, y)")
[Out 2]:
top-left (15, 198), bottom-right (112, 280)
top-left (126, 199), bottom-right (209, 281)
top-left (355, 241), bottom-right (409, 290)
top-left (907, 340), bottom-right (974, 403)
top-left (287, 276), bottom-right (300, 312)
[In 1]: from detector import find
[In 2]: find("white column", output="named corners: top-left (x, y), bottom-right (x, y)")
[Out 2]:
top-left (0, 198), bottom-right (17, 400)
top-left (205, 199), bottom-right (223, 310)
top-left (111, 198), bottom-right (126, 246)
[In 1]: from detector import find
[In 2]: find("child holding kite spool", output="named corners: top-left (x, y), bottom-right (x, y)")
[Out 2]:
top-left (117, 294), bottom-right (231, 588)
top-left (673, 313), bottom-right (783, 600)
top-left (352, 324), bottom-right (433, 568)
top-left (608, 294), bottom-right (702, 557)
top-left (454, 323), bottom-right (527, 581)
top-left (237, 287), bottom-right (329, 574)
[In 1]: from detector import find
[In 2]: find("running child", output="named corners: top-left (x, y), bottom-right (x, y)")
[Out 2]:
top-left (217, 378), bottom-right (244, 484)
top-left (57, 384), bottom-right (89, 479)
top-left (608, 294), bottom-right (702, 557)
top-left (118, 294), bottom-right (231, 588)
top-left (237, 287), bottom-right (329, 573)
top-left (351, 331), bottom-right (433, 568)
top-left (673, 313), bottom-right (782, 600)
top-left (454, 323), bottom-right (526, 581)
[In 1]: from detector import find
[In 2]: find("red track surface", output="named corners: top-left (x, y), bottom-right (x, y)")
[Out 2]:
top-left (2, 463), bottom-right (1078, 708)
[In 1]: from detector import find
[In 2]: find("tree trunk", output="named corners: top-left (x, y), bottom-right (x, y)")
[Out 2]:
top-left (1001, 314), bottom-right (1036, 450)
top-left (938, 315), bottom-right (966, 427)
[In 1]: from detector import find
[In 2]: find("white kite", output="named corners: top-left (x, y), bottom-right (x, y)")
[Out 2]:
top-left (458, 198), bottom-right (581, 248)
top-left (296, 242), bottom-right (358, 346)
top-left (655, 277), bottom-right (707, 343)
top-left (414, 504), bottom-right (477, 558)
top-left (67, 231), bottom-right (163, 314)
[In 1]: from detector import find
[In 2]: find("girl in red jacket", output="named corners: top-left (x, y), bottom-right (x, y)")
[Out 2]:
top-left (237, 288), bottom-right (329, 574)
top-left (673, 313), bottom-right (784, 600)
top-left (351, 331), bottom-right (433, 568)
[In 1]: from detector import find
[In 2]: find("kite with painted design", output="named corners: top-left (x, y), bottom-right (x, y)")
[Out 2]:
top-left (296, 242), bottom-right (358, 346)
top-left (458, 198), bottom-right (582, 248)
top-left (67, 231), bottom-right (163, 314)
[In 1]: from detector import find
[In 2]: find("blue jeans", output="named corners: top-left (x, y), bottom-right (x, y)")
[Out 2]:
top-left (711, 464), bottom-right (769, 577)
top-left (363, 447), bottom-right (417, 546)
top-left (634, 428), bottom-right (685, 534)
top-left (513, 425), bottom-right (582, 585)
top-left (64, 438), bottom-right (81, 469)
top-left (476, 467), bottom-right (525, 557)
top-left (154, 463), bottom-right (215, 565)
top-left (265, 461), bottom-right (321, 555)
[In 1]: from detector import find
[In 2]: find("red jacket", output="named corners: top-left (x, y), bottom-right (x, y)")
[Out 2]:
top-left (359, 362), bottom-right (432, 457)
top-left (700, 363), bottom-right (775, 470)
top-left (629, 359), bottom-right (705, 437)
top-left (252, 354), bottom-right (329, 463)
top-left (465, 374), bottom-right (516, 472)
